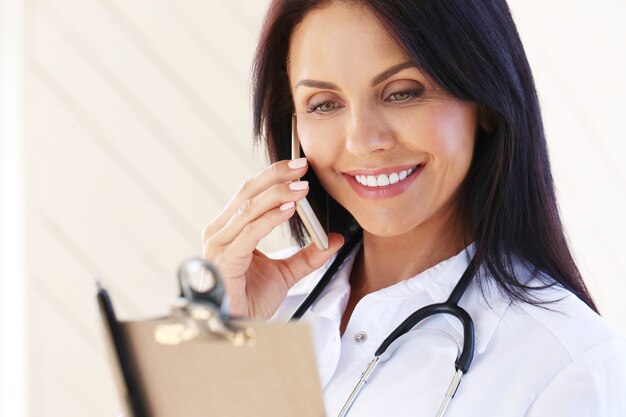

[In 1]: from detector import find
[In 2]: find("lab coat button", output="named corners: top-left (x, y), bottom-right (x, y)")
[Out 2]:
top-left (354, 331), bottom-right (368, 344)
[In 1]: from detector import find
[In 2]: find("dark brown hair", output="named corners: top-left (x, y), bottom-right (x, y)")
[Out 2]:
top-left (251, 0), bottom-right (597, 311)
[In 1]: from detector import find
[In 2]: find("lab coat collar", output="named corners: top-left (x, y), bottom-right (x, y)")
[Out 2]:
top-left (285, 240), bottom-right (515, 354)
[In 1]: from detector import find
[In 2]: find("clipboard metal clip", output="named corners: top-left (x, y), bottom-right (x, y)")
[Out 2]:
top-left (153, 258), bottom-right (255, 347)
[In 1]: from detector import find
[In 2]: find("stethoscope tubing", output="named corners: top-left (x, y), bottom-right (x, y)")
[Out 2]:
top-left (375, 257), bottom-right (478, 372)
top-left (290, 227), bottom-right (364, 320)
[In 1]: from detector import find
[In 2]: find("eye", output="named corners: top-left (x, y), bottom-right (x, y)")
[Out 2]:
top-left (382, 80), bottom-right (426, 103)
top-left (386, 90), bottom-right (420, 103)
top-left (306, 100), bottom-right (341, 114)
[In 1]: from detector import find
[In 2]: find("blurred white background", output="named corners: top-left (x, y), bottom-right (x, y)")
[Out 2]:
top-left (0, 0), bottom-right (624, 415)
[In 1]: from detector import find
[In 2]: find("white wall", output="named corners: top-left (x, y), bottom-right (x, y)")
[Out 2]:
top-left (0, 0), bottom-right (26, 416)
top-left (2, 0), bottom-right (624, 415)
top-left (24, 1), bottom-right (275, 415)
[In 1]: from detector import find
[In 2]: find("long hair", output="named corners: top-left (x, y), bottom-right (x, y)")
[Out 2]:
top-left (251, 0), bottom-right (597, 311)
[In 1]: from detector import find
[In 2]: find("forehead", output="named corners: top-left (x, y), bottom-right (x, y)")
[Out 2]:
top-left (288, 2), bottom-right (411, 85)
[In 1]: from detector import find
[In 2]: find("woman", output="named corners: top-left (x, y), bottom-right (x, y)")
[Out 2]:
top-left (202, 0), bottom-right (626, 415)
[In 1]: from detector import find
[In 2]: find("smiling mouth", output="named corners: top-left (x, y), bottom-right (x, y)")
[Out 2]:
top-left (351, 165), bottom-right (420, 188)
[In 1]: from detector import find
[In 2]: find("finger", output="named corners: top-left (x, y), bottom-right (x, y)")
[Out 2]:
top-left (210, 180), bottom-right (309, 246)
top-left (220, 202), bottom-right (299, 267)
top-left (278, 233), bottom-right (345, 288)
top-left (203, 158), bottom-right (308, 242)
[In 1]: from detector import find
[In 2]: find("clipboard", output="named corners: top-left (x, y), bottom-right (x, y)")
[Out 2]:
top-left (96, 258), bottom-right (326, 417)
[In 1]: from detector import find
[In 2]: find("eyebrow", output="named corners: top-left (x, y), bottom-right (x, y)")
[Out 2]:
top-left (295, 61), bottom-right (417, 91)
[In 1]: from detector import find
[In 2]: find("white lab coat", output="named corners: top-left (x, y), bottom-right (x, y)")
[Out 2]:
top-left (270, 242), bottom-right (626, 416)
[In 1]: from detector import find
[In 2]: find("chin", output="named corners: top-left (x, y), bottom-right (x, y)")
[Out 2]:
top-left (354, 214), bottom-right (417, 238)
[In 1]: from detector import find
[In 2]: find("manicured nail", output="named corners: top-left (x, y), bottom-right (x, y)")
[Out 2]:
top-left (288, 158), bottom-right (307, 169)
top-left (280, 201), bottom-right (295, 211)
top-left (289, 181), bottom-right (309, 191)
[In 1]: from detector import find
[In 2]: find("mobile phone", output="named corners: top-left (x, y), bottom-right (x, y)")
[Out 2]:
top-left (291, 114), bottom-right (329, 250)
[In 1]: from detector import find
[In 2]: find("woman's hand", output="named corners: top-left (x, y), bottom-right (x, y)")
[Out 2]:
top-left (202, 158), bottom-right (344, 319)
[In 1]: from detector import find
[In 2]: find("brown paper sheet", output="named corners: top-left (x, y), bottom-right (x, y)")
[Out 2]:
top-left (119, 318), bottom-right (326, 417)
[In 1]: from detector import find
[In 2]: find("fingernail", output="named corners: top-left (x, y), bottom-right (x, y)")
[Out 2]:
top-left (280, 201), bottom-right (295, 211)
top-left (288, 158), bottom-right (307, 169)
top-left (289, 181), bottom-right (309, 191)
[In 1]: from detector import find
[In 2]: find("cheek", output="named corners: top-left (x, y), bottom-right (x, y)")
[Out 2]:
top-left (298, 124), bottom-right (343, 172)
top-left (422, 105), bottom-right (477, 171)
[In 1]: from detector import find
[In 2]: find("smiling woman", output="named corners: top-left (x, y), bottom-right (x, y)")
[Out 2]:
top-left (201, 0), bottom-right (626, 416)
top-left (252, 0), bottom-right (597, 311)
top-left (285, 5), bottom-right (482, 305)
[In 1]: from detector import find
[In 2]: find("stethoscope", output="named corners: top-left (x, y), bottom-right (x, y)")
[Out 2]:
top-left (289, 227), bottom-right (478, 417)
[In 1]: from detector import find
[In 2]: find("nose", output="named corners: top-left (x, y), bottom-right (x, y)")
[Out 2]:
top-left (345, 104), bottom-right (396, 157)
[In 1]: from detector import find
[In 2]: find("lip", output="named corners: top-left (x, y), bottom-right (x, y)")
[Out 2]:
top-left (344, 164), bottom-right (425, 200)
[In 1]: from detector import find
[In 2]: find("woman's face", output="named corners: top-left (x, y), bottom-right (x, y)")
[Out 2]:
top-left (288, 2), bottom-right (479, 237)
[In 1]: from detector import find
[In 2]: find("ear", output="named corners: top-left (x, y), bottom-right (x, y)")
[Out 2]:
top-left (478, 105), bottom-right (496, 134)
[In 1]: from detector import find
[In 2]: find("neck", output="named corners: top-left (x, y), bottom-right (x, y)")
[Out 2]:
top-left (350, 208), bottom-right (471, 297)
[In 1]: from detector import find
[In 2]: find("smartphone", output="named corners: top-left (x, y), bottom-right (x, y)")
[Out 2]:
top-left (291, 114), bottom-right (329, 250)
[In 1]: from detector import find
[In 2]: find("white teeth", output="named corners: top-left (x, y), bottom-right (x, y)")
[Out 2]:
top-left (354, 166), bottom-right (419, 187)
top-left (377, 174), bottom-right (390, 186)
